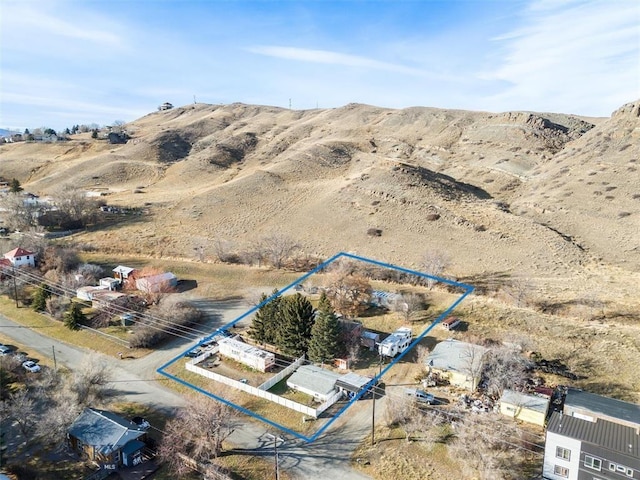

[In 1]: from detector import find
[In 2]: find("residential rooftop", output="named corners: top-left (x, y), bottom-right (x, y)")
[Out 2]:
top-left (564, 388), bottom-right (640, 428)
top-left (501, 389), bottom-right (550, 415)
top-left (425, 338), bottom-right (487, 375)
top-left (547, 411), bottom-right (639, 457)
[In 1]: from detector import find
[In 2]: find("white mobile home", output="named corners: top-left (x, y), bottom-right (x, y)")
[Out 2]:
top-left (217, 337), bottom-right (276, 372)
top-left (378, 327), bottom-right (412, 357)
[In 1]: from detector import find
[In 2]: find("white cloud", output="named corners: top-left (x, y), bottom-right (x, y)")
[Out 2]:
top-left (1, 1), bottom-right (125, 50)
top-left (482, 0), bottom-right (640, 115)
top-left (246, 45), bottom-right (441, 78)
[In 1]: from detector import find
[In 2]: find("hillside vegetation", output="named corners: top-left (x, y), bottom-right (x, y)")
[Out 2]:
top-left (1, 100), bottom-right (639, 320)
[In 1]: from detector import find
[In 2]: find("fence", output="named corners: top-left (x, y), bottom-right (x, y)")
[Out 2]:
top-left (186, 362), bottom-right (320, 418)
top-left (258, 355), bottom-right (305, 391)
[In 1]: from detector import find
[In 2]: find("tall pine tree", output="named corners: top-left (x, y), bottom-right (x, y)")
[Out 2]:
top-left (248, 289), bottom-right (281, 345)
top-left (32, 283), bottom-right (51, 312)
top-left (64, 302), bottom-right (85, 330)
top-left (277, 293), bottom-right (315, 357)
top-left (307, 307), bottom-right (341, 364)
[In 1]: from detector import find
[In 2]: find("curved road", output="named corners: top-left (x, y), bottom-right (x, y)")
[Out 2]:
top-left (0, 302), bottom-right (371, 480)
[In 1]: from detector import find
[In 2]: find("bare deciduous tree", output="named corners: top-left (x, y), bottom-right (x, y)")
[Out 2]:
top-left (421, 250), bottom-right (451, 289)
top-left (325, 272), bottom-right (372, 317)
top-left (4, 389), bottom-right (37, 438)
top-left (261, 233), bottom-right (300, 269)
top-left (0, 192), bottom-right (38, 231)
top-left (158, 395), bottom-right (239, 477)
top-left (50, 187), bottom-right (97, 229)
top-left (391, 292), bottom-right (427, 323)
top-left (213, 238), bottom-right (237, 263)
top-left (71, 355), bottom-right (112, 407)
top-left (482, 346), bottom-right (532, 398)
top-left (450, 413), bottom-right (525, 480)
top-left (503, 274), bottom-right (533, 307)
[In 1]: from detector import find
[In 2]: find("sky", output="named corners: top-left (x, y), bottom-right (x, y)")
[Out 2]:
top-left (1, 0), bottom-right (639, 131)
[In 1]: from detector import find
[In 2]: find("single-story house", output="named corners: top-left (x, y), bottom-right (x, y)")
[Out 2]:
top-left (99, 277), bottom-right (120, 290)
top-left (77, 286), bottom-right (108, 302)
top-left (113, 266), bottom-right (136, 283)
top-left (217, 336), bottom-right (276, 372)
top-left (287, 364), bottom-right (342, 402)
top-left (499, 389), bottom-right (550, 426)
top-left (425, 339), bottom-right (488, 391)
top-left (4, 247), bottom-right (36, 268)
top-left (68, 408), bottom-right (149, 470)
top-left (135, 272), bottom-right (177, 293)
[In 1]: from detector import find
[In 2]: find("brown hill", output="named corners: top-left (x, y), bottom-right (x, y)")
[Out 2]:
top-left (1, 100), bottom-right (639, 308)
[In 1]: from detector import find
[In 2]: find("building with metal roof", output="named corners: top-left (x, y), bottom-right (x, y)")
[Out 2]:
top-left (543, 411), bottom-right (639, 480)
top-left (68, 408), bottom-right (149, 470)
top-left (287, 364), bottom-right (342, 402)
top-left (499, 389), bottom-right (550, 426)
top-left (564, 388), bottom-right (640, 430)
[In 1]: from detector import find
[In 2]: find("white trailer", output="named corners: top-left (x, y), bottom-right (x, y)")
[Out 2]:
top-left (378, 327), bottom-right (412, 357)
top-left (218, 336), bottom-right (276, 372)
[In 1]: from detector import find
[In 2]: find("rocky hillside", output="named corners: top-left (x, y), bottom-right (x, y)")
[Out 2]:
top-left (1, 100), bottom-right (639, 304)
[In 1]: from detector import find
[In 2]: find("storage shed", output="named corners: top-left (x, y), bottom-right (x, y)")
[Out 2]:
top-left (499, 389), bottom-right (550, 426)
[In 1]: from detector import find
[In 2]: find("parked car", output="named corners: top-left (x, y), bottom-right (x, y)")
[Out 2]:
top-left (0, 344), bottom-right (12, 356)
top-left (22, 360), bottom-right (41, 373)
top-left (405, 388), bottom-right (435, 404)
top-left (185, 347), bottom-right (203, 358)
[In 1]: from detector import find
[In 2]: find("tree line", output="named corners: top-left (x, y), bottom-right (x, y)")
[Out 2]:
top-left (249, 291), bottom-right (343, 364)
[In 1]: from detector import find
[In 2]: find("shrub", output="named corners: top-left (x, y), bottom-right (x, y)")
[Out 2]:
top-left (367, 228), bottom-right (382, 237)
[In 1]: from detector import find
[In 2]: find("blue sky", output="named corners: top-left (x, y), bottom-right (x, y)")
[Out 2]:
top-left (1, 0), bottom-right (638, 131)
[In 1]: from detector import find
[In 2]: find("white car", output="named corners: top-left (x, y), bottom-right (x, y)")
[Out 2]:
top-left (0, 344), bottom-right (12, 356)
top-left (22, 360), bottom-right (41, 373)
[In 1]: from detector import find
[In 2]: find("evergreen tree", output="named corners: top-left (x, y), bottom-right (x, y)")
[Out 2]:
top-left (64, 302), bottom-right (84, 330)
top-left (307, 307), bottom-right (341, 364)
top-left (317, 291), bottom-right (332, 314)
top-left (32, 283), bottom-right (51, 312)
top-left (91, 129), bottom-right (98, 139)
top-left (9, 178), bottom-right (23, 193)
top-left (277, 293), bottom-right (315, 357)
top-left (248, 289), bottom-right (281, 345)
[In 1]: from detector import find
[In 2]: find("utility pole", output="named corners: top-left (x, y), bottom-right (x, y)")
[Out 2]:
top-left (12, 266), bottom-right (18, 308)
top-left (372, 353), bottom-right (383, 445)
top-left (266, 433), bottom-right (283, 479)
top-left (52, 345), bottom-right (57, 371)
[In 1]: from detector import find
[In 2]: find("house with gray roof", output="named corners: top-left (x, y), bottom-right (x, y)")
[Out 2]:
top-left (68, 408), bottom-right (149, 470)
top-left (563, 388), bottom-right (640, 430)
top-left (287, 364), bottom-right (342, 402)
top-left (542, 411), bottom-right (639, 480)
top-left (425, 338), bottom-right (487, 391)
top-left (499, 389), bottom-right (550, 426)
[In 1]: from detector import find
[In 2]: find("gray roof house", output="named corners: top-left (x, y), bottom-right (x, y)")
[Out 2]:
top-left (425, 339), bottom-right (488, 391)
top-left (563, 388), bottom-right (640, 430)
top-left (287, 364), bottom-right (342, 402)
top-left (68, 408), bottom-right (148, 470)
top-left (542, 411), bottom-right (639, 480)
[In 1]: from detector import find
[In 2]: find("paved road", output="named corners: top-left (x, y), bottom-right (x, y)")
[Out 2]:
top-left (0, 302), bottom-right (371, 480)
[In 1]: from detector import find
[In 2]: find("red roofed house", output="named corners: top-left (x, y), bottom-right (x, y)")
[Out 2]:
top-left (4, 247), bottom-right (36, 268)
top-left (0, 258), bottom-right (11, 279)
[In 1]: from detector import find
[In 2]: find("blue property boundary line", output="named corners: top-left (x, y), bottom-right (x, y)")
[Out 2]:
top-left (157, 252), bottom-right (474, 443)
